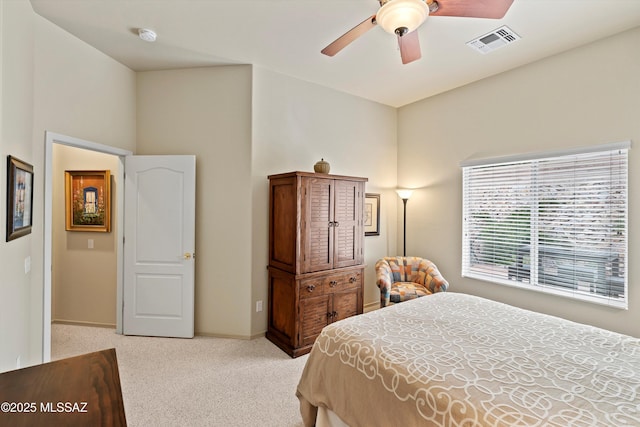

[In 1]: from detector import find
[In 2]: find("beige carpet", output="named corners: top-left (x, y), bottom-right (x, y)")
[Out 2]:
top-left (51, 324), bottom-right (308, 427)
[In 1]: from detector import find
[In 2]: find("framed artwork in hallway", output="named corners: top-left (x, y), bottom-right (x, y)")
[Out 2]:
top-left (65, 170), bottom-right (111, 232)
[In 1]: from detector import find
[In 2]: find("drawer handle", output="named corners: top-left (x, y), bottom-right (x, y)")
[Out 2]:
top-left (329, 280), bottom-right (338, 287)
top-left (327, 311), bottom-right (338, 319)
top-left (349, 276), bottom-right (357, 283)
top-left (306, 285), bottom-right (316, 292)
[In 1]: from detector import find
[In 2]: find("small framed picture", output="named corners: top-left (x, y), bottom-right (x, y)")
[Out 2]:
top-left (6, 156), bottom-right (34, 241)
top-left (65, 170), bottom-right (111, 232)
top-left (364, 193), bottom-right (380, 236)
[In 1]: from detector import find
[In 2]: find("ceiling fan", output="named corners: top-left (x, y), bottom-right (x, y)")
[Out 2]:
top-left (321, 0), bottom-right (515, 64)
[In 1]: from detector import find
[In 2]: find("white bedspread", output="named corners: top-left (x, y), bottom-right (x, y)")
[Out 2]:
top-left (296, 292), bottom-right (640, 426)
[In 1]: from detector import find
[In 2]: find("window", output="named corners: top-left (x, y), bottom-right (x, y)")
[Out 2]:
top-left (462, 142), bottom-right (629, 308)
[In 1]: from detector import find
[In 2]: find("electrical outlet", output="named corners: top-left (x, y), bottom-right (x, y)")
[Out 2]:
top-left (16, 356), bottom-right (21, 369)
top-left (88, 239), bottom-right (94, 249)
top-left (256, 300), bottom-right (263, 312)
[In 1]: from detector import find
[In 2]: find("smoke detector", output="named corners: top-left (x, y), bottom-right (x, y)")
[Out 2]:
top-left (467, 26), bottom-right (519, 54)
top-left (138, 28), bottom-right (157, 43)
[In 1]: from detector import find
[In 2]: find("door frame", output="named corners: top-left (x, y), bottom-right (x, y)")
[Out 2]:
top-left (43, 132), bottom-right (132, 362)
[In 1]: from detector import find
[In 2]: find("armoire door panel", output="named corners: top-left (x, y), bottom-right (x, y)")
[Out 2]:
top-left (333, 180), bottom-right (364, 268)
top-left (332, 289), bottom-right (361, 322)
top-left (300, 295), bottom-right (330, 346)
top-left (302, 177), bottom-right (334, 272)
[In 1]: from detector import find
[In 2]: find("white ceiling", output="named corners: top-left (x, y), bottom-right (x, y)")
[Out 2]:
top-left (30, 0), bottom-right (640, 108)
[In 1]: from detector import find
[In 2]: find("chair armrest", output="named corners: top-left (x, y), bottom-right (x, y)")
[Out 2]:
top-left (424, 261), bottom-right (449, 293)
top-left (375, 259), bottom-right (393, 307)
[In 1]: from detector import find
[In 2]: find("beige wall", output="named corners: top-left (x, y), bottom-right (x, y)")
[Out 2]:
top-left (251, 67), bottom-right (398, 335)
top-left (136, 66), bottom-right (254, 338)
top-left (33, 15), bottom-right (136, 150)
top-left (52, 145), bottom-right (119, 326)
top-left (397, 27), bottom-right (640, 337)
top-left (0, 0), bottom-right (36, 371)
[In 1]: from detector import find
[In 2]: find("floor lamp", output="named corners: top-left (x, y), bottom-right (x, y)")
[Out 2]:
top-left (396, 189), bottom-right (413, 256)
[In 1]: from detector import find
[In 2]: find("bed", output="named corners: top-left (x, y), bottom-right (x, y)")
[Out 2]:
top-left (296, 292), bottom-right (640, 427)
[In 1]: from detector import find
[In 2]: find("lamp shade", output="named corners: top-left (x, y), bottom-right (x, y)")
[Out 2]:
top-left (376, 0), bottom-right (429, 35)
top-left (396, 189), bottom-right (414, 200)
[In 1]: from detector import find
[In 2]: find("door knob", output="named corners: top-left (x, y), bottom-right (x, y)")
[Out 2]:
top-left (184, 253), bottom-right (192, 259)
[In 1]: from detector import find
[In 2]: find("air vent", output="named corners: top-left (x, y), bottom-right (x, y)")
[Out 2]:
top-left (467, 26), bottom-right (520, 54)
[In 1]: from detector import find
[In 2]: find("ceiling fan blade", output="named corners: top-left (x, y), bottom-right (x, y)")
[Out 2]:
top-left (429, 0), bottom-right (515, 19)
top-left (398, 30), bottom-right (421, 64)
top-left (321, 15), bottom-right (377, 57)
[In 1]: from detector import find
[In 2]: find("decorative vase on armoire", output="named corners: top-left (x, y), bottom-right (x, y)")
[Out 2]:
top-left (313, 158), bottom-right (330, 174)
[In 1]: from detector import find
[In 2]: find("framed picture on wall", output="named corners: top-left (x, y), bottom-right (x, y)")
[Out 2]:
top-left (6, 156), bottom-right (34, 242)
top-left (364, 193), bottom-right (380, 236)
top-left (65, 170), bottom-right (111, 232)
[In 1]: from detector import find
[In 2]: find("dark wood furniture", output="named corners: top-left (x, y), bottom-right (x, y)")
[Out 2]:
top-left (267, 171), bottom-right (367, 357)
top-left (0, 348), bottom-right (126, 427)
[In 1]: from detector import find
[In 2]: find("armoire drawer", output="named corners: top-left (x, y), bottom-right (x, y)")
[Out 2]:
top-left (325, 271), bottom-right (361, 292)
top-left (299, 277), bottom-right (325, 299)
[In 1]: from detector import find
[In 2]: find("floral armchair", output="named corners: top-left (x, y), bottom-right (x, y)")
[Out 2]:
top-left (375, 256), bottom-right (449, 307)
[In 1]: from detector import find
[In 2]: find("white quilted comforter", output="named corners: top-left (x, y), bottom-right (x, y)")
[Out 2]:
top-left (296, 293), bottom-right (640, 426)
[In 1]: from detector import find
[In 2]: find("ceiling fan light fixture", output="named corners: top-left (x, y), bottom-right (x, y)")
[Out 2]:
top-left (376, 0), bottom-right (429, 35)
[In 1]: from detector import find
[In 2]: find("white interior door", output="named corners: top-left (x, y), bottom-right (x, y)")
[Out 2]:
top-left (123, 155), bottom-right (196, 338)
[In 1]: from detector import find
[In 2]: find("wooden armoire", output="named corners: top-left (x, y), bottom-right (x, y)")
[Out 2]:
top-left (266, 171), bottom-right (367, 357)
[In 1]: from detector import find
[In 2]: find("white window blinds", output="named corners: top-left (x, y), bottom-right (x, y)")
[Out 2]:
top-left (462, 143), bottom-right (629, 308)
